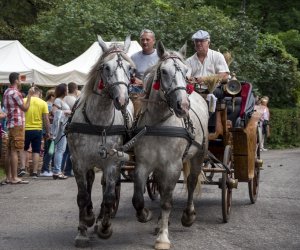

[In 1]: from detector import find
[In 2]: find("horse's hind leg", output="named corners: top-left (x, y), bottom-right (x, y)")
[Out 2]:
top-left (132, 165), bottom-right (152, 223)
top-left (181, 157), bottom-right (204, 227)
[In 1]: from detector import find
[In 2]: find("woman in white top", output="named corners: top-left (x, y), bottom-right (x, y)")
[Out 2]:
top-left (51, 83), bottom-right (71, 179)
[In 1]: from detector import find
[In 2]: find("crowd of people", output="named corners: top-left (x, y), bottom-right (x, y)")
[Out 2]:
top-left (0, 74), bottom-right (80, 185)
top-left (0, 28), bottom-right (271, 185)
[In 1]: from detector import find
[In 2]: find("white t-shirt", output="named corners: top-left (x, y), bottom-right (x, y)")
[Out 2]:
top-left (131, 50), bottom-right (159, 80)
top-left (186, 49), bottom-right (229, 78)
top-left (63, 95), bottom-right (77, 109)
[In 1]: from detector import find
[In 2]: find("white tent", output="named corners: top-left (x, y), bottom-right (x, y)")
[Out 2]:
top-left (33, 41), bottom-right (142, 86)
top-left (0, 40), bottom-right (56, 84)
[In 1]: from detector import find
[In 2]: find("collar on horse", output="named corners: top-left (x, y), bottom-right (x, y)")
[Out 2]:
top-left (65, 98), bottom-right (130, 140)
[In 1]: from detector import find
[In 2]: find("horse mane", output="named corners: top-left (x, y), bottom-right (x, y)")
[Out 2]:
top-left (81, 43), bottom-right (135, 102)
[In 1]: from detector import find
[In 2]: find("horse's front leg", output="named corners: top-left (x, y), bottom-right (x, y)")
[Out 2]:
top-left (74, 165), bottom-right (95, 247)
top-left (155, 166), bottom-right (180, 250)
top-left (181, 157), bottom-right (204, 227)
top-left (96, 164), bottom-right (118, 239)
top-left (132, 165), bottom-right (152, 223)
top-left (85, 169), bottom-right (96, 225)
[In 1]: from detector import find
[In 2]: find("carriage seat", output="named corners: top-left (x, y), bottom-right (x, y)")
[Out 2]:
top-left (234, 82), bottom-right (255, 128)
top-left (208, 81), bottom-right (255, 132)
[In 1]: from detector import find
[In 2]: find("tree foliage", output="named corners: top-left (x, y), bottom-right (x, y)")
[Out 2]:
top-left (277, 30), bottom-right (300, 64)
top-left (1, 0), bottom-right (298, 107)
top-left (204, 0), bottom-right (300, 33)
top-left (0, 0), bottom-right (57, 39)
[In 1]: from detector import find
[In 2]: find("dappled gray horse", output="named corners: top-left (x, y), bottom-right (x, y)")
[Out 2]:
top-left (132, 41), bottom-right (209, 250)
top-left (67, 35), bottom-right (134, 247)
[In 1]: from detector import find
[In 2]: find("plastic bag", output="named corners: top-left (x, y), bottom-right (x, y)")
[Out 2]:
top-left (48, 140), bottom-right (55, 156)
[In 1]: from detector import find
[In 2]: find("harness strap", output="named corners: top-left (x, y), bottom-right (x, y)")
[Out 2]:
top-left (133, 126), bottom-right (193, 143)
top-left (66, 122), bottom-right (128, 137)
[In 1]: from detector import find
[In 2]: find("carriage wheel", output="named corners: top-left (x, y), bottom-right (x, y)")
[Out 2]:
top-left (248, 127), bottom-right (261, 204)
top-left (222, 145), bottom-right (233, 223)
top-left (146, 172), bottom-right (159, 201)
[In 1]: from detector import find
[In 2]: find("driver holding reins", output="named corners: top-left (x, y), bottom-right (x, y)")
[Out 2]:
top-left (187, 29), bottom-right (230, 86)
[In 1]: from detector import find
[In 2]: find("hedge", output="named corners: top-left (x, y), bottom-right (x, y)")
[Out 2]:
top-left (268, 107), bottom-right (300, 148)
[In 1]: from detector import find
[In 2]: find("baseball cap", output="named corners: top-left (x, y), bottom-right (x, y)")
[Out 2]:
top-left (192, 30), bottom-right (210, 41)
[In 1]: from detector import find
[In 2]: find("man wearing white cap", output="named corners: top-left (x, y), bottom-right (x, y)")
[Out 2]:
top-left (187, 30), bottom-right (229, 84)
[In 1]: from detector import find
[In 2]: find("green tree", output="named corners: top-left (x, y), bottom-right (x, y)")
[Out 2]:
top-left (0, 0), bottom-right (57, 39)
top-left (204, 0), bottom-right (300, 33)
top-left (277, 30), bottom-right (300, 65)
top-left (253, 33), bottom-right (300, 107)
top-left (19, 0), bottom-right (300, 107)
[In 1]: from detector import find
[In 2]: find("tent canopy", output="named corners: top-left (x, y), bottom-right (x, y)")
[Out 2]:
top-left (33, 41), bottom-right (142, 86)
top-left (0, 40), bottom-right (56, 84)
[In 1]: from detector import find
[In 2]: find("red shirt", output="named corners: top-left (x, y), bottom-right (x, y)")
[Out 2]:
top-left (3, 86), bottom-right (25, 128)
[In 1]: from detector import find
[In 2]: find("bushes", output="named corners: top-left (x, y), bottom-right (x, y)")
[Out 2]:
top-left (268, 107), bottom-right (300, 148)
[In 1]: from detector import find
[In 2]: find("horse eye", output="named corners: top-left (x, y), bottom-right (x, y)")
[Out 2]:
top-left (161, 69), bottom-right (167, 75)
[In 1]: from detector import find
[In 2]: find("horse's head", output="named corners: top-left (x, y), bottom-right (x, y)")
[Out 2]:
top-left (152, 41), bottom-right (192, 118)
top-left (96, 35), bottom-right (135, 110)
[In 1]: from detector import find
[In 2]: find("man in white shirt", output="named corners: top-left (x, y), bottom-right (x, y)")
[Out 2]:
top-left (187, 30), bottom-right (229, 84)
top-left (130, 29), bottom-right (159, 93)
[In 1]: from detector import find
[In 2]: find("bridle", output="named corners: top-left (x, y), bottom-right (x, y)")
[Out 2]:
top-left (154, 55), bottom-right (192, 106)
top-left (95, 49), bottom-right (134, 98)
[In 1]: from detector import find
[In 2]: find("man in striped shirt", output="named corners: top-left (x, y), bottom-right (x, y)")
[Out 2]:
top-left (3, 72), bottom-right (34, 184)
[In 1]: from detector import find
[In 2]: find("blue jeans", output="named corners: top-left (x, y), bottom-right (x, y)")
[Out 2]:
top-left (53, 134), bottom-right (67, 174)
top-left (129, 85), bottom-right (143, 94)
top-left (61, 144), bottom-right (73, 176)
top-left (41, 139), bottom-right (54, 173)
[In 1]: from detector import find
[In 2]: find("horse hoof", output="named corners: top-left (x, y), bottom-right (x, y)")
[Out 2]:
top-left (75, 232), bottom-right (89, 248)
top-left (181, 209), bottom-right (196, 227)
top-left (84, 213), bottom-right (95, 227)
top-left (137, 208), bottom-right (152, 223)
top-left (155, 241), bottom-right (171, 250)
top-left (97, 225), bottom-right (113, 239)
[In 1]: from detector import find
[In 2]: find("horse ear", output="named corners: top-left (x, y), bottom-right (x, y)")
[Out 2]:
top-left (179, 42), bottom-right (187, 59)
top-left (157, 40), bottom-right (166, 59)
top-left (97, 35), bottom-right (108, 52)
top-left (124, 35), bottom-right (131, 54)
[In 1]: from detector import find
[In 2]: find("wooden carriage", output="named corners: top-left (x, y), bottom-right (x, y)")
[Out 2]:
top-left (201, 80), bottom-right (263, 222)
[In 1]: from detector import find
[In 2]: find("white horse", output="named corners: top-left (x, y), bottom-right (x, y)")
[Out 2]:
top-left (132, 41), bottom-right (209, 250)
top-left (67, 35), bottom-right (134, 247)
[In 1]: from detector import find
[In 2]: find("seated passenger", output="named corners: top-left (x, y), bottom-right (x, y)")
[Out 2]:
top-left (186, 29), bottom-right (230, 91)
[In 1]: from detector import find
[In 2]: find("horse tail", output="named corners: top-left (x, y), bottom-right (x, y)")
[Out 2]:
top-left (182, 161), bottom-right (202, 196)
